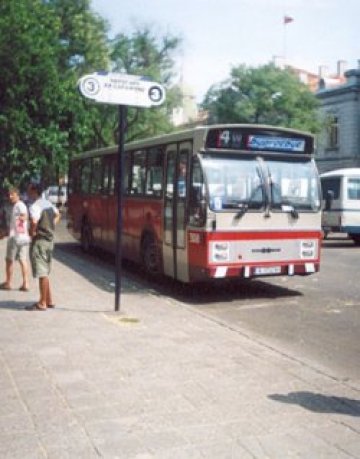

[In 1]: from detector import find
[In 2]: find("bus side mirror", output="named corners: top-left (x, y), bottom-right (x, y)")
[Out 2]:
top-left (325, 190), bottom-right (334, 211)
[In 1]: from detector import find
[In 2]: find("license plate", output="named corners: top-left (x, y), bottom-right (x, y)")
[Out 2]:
top-left (254, 266), bottom-right (281, 275)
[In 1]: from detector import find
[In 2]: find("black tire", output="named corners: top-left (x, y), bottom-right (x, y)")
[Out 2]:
top-left (142, 235), bottom-right (162, 276)
top-left (81, 223), bottom-right (93, 253)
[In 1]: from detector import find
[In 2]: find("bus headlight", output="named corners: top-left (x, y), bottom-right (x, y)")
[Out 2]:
top-left (211, 241), bottom-right (230, 262)
top-left (300, 240), bottom-right (316, 259)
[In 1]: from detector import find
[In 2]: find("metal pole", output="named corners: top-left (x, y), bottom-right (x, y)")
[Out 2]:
top-left (115, 105), bottom-right (127, 311)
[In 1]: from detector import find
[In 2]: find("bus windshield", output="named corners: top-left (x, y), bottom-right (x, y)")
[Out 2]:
top-left (201, 156), bottom-right (320, 212)
top-left (266, 159), bottom-right (320, 211)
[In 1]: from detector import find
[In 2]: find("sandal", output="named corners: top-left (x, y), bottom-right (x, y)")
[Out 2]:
top-left (19, 286), bottom-right (29, 292)
top-left (0, 282), bottom-right (11, 290)
top-left (25, 303), bottom-right (47, 311)
top-left (47, 304), bottom-right (55, 308)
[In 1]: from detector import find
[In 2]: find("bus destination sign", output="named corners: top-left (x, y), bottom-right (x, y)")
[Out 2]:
top-left (247, 135), bottom-right (305, 152)
top-left (206, 128), bottom-right (310, 154)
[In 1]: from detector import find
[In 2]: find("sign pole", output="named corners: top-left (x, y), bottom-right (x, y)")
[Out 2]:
top-left (115, 104), bottom-right (127, 311)
top-left (78, 72), bottom-right (165, 312)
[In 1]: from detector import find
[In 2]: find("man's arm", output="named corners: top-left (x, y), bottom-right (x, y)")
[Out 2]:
top-left (29, 217), bottom-right (37, 238)
top-left (54, 210), bottom-right (60, 226)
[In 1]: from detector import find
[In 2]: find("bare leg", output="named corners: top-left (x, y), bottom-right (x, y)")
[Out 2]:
top-left (19, 259), bottom-right (29, 289)
top-left (46, 281), bottom-right (53, 307)
top-left (5, 259), bottom-right (13, 288)
top-left (38, 277), bottom-right (49, 308)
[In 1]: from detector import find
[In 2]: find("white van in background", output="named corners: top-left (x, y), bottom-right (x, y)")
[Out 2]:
top-left (320, 168), bottom-right (360, 244)
top-left (44, 185), bottom-right (68, 207)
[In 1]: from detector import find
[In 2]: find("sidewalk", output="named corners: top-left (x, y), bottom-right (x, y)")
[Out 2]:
top-left (0, 235), bottom-right (359, 458)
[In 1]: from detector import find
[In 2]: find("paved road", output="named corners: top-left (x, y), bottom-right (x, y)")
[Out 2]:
top-left (57, 221), bottom-right (360, 384)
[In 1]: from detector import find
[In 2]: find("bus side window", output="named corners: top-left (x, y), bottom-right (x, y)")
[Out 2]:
top-left (90, 157), bottom-right (103, 194)
top-left (321, 177), bottom-right (340, 200)
top-left (347, 178), bottom-right (360, 200)
top-left (69, 160), bottom-right (81, 194)
top-left (123, 152), bottom-right (131, 195)
top-left (103, 156), bottom-right (116, 196)
top-left (146, 147), bottom-right (163, 197)
top-left (130, 150), bottom-right (146, 195)
top-left (80, 159), bottom-right (91, 194)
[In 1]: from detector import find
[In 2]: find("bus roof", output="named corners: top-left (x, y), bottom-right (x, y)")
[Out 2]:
top-left (72, 123), bottom-right (314, 160)
top-left (320, 168), bottom-right (360, 178)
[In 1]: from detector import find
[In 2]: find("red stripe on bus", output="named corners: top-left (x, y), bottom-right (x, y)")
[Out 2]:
top-left (205, 231), bottom-right (321, 241)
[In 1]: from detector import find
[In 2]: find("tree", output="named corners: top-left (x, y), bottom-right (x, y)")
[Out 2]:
top-left (202, 64), bottom-right (320, 133)
top-left (0, 0), bottom-right (68, 187)
top-left (0, 3), bottom-right (181, 188)
top-left (0, 0), bottom-right (110, 187)
top-left (107, 26), bottom-right (182, 142)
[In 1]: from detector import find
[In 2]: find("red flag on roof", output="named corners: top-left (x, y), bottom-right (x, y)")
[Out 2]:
top-left (284, 15), bottom-right (294, 24)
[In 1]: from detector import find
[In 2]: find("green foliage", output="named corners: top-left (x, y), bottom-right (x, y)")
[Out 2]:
top-left (0, 4), bottom-right (181, 188)
top-left (202, 63), bottom-right (320, 134)
top-left (107, 26), bottom-right (182, 142)
top-left (0, 0), bottom-right (110, 188)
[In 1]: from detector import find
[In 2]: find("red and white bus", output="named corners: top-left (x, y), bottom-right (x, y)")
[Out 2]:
top-left (67, 124), bottom-right (322, 282)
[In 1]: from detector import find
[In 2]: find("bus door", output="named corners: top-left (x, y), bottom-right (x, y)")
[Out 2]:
top-left (163, 142), bottom-right (191, 281)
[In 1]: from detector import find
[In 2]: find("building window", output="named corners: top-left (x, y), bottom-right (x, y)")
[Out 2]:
top-left (326, 114), bottom-right (339, 149)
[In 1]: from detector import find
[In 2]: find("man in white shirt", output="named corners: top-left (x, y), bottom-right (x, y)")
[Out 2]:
top-left (26, 183), bottom-right (60, 311)
top-left (0, 187), bottom-right (30, 291)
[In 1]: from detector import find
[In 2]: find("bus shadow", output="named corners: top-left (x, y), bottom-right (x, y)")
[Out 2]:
top-left (54, 242), bottom-right (302, 305)
top-left (322, 240), bottom-right (357, 249)
top-left (150, 277), bottom-right (302, 305)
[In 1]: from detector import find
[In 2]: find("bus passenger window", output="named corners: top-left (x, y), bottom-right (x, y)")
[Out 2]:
top-left (347, 179), bottom-right (360, 200)
top-left (130, 150), bottom-right (146, 195)
top-left (123, 152), bottom-right (131, 195)
top-left (69, 161), bottom-right (81, 193)
top-left (103, 157), bottom-right (116, 196)
top-left (90, 157), bottom-right (102, 194)
top-left (321, 178), bottom-right (340, 200)
top-left (80, 159), bottom-right (91, 194)
top-left (146, 148), bottom-right (163, 197)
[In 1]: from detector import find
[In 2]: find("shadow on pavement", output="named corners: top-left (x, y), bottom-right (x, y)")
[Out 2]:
top-left (322, 241), bottom-right (358, 249)
top-left (268, 391), bottom-right (360, 417)
top-left (54, 241), bottom-right (302, 306)
top-left (321, 233), bottom-right (359, 249)
top-left (0, 301), bottom-right (32, 311)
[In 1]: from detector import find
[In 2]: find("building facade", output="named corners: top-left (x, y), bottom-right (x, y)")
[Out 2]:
top-left (315, 66), bottom-right (360, 174)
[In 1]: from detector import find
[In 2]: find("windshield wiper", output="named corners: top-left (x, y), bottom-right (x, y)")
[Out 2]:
top-left (232, 184), bottom-right (264, 219)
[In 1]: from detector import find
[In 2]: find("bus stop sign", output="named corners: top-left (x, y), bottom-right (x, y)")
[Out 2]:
top-left (78, 72), bottom-right (166, 107)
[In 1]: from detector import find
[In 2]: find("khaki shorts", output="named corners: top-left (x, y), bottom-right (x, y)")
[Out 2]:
top-left (30, 239), bottom-right (54, 278)
top-left (6, 237), bottom-right (29, 262)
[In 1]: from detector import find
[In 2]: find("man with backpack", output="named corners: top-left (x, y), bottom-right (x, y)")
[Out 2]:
top-left (26, 183), bottom-right (60, 311)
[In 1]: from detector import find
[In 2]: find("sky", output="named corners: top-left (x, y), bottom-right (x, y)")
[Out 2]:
top-left (91, 0), bottom-right (360, 102)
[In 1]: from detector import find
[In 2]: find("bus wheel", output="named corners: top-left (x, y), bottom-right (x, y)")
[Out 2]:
top-left (81, 223), bottom-right (93, 253)
top-left (142, 236), bottom-right (162, 276)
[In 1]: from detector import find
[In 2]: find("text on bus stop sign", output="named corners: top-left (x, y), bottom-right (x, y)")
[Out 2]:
top-left (78, 72), bottom-right (166, 107)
